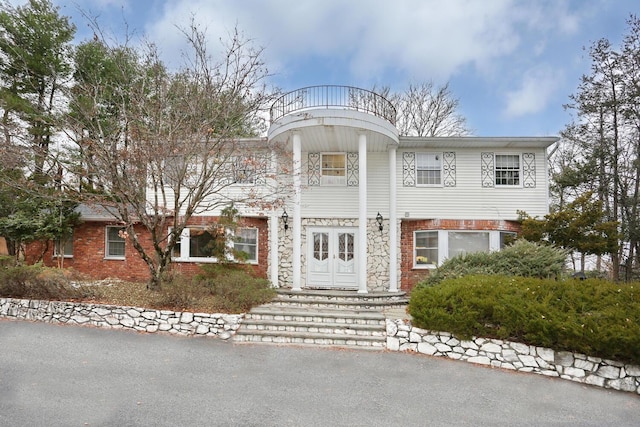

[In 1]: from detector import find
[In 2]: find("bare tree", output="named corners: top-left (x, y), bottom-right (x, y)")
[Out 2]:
top-left (392, 81), bottom-right (470, 137)
top-left (64, 22), bottom-right (288, 289)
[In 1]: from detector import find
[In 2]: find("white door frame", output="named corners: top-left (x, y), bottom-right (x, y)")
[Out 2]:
top-left (307, 226), bottom-right (358, 289)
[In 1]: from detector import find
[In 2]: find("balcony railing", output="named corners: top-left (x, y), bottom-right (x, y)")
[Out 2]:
top-left (270, 85), bottom-right (396, 125)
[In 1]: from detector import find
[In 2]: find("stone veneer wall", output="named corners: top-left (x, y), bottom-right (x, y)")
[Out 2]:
top-left (278, 218), bottom-right (392, 292)
top-left (277, 221), bottom-right (293, 287)
top-left (0, 298), bottom-right (243, 338)
top-left (386, 319), bottom-right (640, 394)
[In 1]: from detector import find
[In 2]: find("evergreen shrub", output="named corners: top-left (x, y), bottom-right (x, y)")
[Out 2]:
top-left (408, 275), bottom-right (640, 364)
top-left (419, 239), bottom-right (567, 287)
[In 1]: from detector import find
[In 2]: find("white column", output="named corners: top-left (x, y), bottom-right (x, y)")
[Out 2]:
top-left (388, 147), bottom-right (398, 292)
top-left (292, 133), bottom-right (302, 291)
top-left (358, 134), bottom-right (368, 294)
top-left (269, 214), bottom-right (279, 287)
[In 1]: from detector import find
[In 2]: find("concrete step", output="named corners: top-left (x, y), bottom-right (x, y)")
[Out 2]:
top-left (275, 289), bottom-right (409, 307)
top-left (269, 297), bottom-right (407, 310)
top-left (233, 290), bottom-right (406, 351)
top-left (247, 305), bottom-right (385, 325)
top-left (241, 318), bottom-right (385, 336)
top-left (233, 329), bottom-right (386, 349)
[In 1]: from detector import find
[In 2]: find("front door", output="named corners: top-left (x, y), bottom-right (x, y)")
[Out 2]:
top-left (307, 227), bottom-right (357, 289)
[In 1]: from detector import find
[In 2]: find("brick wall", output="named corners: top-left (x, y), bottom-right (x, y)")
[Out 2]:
top-left (26, 216), bottom-right (269, 283)
top-left (400, 219), bottom-right (521, 292)
top-left (26, 222), bottom-right (153, 282)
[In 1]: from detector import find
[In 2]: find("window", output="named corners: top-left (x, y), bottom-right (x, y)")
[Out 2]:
top-left (234, 228), bottom-right (258, 263)
top-left (500, 231), bottom-right (517, 248)
top-left (414, 231), bottom-right (438, 267)
top-left (231, 156), bottom-right (258, 184)
top-left (321, 153), bottom-right (346, 186)
top-left (106, 227), bottom-right (125, 259)
top-left (448, 232), bottom-right (490, 258)
top-left (495, 154), bottom-right (520, 186)
top-left (171, 229), bottom-right (182, 258)
top-left (172, 227), bottom-right (217, 261)
top-left (163, 155), bottom-right (199, 187)
top-left (189, 228), bottom-right (216, 258)
top-left (54, 235), bottom-right (73, 258)
top-left (416, 153), bottom-right (442, 186)
top-left (413, 230), bottom-right (513, 268)
top-left (172, 226), bottom-right (258, 263)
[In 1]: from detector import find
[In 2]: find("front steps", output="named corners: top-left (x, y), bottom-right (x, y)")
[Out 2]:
top-left (233, 289), bottom-right (408, 350)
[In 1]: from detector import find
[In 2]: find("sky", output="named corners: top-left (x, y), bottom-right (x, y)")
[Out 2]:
top-left (16, 0), bottom-right (640, 137)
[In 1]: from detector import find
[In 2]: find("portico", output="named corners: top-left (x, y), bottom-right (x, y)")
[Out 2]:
top-left (268, 86), bottom-right (399, 293)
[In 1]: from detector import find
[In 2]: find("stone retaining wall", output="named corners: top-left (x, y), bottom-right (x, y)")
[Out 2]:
top-left (386, 319), bottom-right (640, 395)
top-left (0, 298), bottom-right (243, 339)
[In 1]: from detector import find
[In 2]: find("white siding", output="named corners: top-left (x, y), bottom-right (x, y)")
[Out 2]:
top-left (300, 152), bottom-right (390, 218)
top-left (397, 148), bottom-right (549, 220)
top-left (149, 146), bottom-right (550, 221)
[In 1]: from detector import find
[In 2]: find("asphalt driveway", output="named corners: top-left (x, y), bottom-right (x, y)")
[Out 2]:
top-left (1, 319), bottom-right (638, 426)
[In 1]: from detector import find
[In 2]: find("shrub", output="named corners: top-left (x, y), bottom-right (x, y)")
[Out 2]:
top-left (408, 275), bottom-right (640, 364)
top-left (153, 274), bottom-right (211, 310)
top-left (0, 264), bottom-right (93, 300)
top-left (0, 263), bottom-right (275, 314)
top-left (195, 264), bottom-right (276, 312)
top-left (0, 255), bottom-right (14, 268)
top-left (420, 240), bottom-right (567, 287)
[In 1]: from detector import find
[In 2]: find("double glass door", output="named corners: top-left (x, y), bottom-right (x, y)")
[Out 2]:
top-left (307, 228), bottom-right (357, 289)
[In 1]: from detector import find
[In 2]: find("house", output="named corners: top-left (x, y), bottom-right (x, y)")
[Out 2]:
top-left (29, 85), bottom-right (557, 292)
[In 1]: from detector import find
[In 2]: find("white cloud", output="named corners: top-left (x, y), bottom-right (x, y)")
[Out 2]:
top-left (503, 67), bottom-right (563, 118)
top-left (141, 0), bottom-right (580, 82)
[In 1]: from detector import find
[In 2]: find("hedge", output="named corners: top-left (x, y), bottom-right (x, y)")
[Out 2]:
top-left (408, 275), bottom-right (640, 365)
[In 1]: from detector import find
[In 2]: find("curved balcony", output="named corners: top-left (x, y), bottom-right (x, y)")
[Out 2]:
top-left (270, 85), bottom-right (396, 125)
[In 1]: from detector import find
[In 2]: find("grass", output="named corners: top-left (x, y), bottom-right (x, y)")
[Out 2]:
top-left (0, 264), bottom-right (276, 313)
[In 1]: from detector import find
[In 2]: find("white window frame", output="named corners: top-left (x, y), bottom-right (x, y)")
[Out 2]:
top-left (231, 156), bottom-right (258, 185)
top-left (320, 153), bottom-right (346, 186)
top-left (234, 227), bottom-right (258, 264)
top-left (172, 227), bottom-right (218, 263)
top-left (415, 152), bottom-right (443, 186)
top-left (495, 154), bottom-right (521, 187)
top-left (105, 226), bottom-right (126, 260)
top-left (413, 230), bottom-right (514, 268)
top-left (53, 235), bottom-right (73, 258)
top-left (414, 231), bottom-right (438, 268)
top-left (171, 226), bottom-right (258, 264)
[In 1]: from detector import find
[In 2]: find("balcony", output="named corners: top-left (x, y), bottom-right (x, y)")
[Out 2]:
top-left (270, 85), bottom-right (396, 126)
top-left (268, 86), bottom-right (399, 152)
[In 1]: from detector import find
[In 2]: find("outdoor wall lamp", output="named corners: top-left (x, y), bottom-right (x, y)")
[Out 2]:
top-left (376, 212), bottom-right (384, 232)
top-left (282, 209), bottom-right (289, 230)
